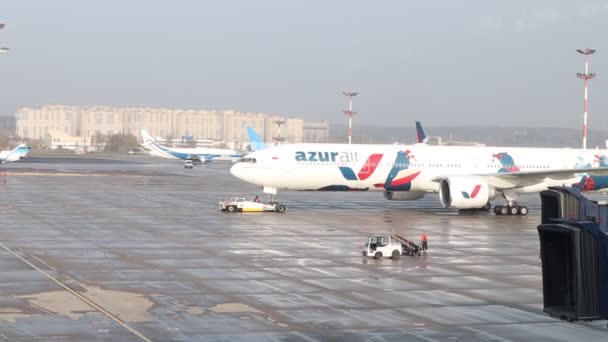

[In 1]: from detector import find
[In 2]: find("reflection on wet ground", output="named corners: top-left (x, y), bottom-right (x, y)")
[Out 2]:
top-left (0, 157), bottom-right (607, 341)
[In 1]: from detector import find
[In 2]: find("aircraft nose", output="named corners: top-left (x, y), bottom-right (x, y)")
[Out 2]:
top-left (230, 162), bottom-right (245, 180)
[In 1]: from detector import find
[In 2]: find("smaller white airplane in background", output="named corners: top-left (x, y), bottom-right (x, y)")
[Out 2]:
top-left (0, 144), bottom-right (31, 164)
top-left (140, 129), bottom-right (242, 163)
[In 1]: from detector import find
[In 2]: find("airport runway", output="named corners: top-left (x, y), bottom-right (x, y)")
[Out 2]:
top-left (1, 157), bottom-right (607, 341)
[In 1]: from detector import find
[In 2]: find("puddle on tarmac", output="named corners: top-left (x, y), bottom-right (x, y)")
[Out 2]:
top-left (16, 285), bottom-right (153, 322)
top-left (0, 307), bottom-right (32, 323)
top-left (209, 303), bottom-right (262, 314)
top-left (186, 306), bottom-right (205, 315)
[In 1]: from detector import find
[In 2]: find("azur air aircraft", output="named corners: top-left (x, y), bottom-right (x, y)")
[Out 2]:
top-left (230, 142), bottom-right (608, 216)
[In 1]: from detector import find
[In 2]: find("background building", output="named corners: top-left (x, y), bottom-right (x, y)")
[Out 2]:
top-left (15, 105), bottom-right (318, 149)
top-left (303, 121), bottom-right (330, 143)
top-left (223, 111), bottom-right (266, 146)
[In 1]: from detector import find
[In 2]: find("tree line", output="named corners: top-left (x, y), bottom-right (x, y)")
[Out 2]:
top-left (0, 130), bottom-right (141, 153)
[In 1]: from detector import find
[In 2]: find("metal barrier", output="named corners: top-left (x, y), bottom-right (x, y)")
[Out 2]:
top-left (538, 187), bottom-right (608, 323)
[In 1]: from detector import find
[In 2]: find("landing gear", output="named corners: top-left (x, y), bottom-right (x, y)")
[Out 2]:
top-left (519, 206), bottom-right (529, 215)
top-left (482, 202), bottom-right (491, 211)
top-left (493, 190), bottom-right (528, 216)
top-left (494, 204), bottom-right (528, 216)
top-left (267, 193), bottom-right (287, 213)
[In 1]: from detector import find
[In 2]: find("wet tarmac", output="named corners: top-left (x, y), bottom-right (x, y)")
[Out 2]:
top-left (1, 157), bottom-right (607, 341)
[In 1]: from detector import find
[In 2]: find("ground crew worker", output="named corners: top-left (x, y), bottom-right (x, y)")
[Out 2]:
top-left (254, 195), bottom-right (260, 203)
top-left (420, 232), bottom-right (428, 251)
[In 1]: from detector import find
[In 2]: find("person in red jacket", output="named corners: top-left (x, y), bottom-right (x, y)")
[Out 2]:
top-left (420, 232), bottom-right (428, 251)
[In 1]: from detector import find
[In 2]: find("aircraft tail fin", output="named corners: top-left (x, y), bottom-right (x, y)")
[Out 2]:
top-left (140, 129), bottom-right (156, 148)
top-left (247, 126), bottom-right (266, 151)
top-left (415, 121), bottom-right (427, 143)
top-left (2, 143), bottom-right (31, 163)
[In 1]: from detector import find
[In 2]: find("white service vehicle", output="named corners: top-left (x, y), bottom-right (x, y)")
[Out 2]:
top-left (184, 160), bottom-right (194, 169)
top-left (218, 197), bottom-right (287, 213)
top-left (362, 234), bottom-right (421, 259)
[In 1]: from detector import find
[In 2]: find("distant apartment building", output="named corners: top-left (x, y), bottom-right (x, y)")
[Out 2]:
top-left (15, 105), bottom-right (83, 147)
top-left (223, 110), bottom-right (266, 144)
top-left (303, 121), bottom-right (329, 143)
top-left (15, 105), bottom-right (311, 148)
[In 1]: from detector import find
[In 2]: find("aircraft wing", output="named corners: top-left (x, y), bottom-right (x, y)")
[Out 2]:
top-left (434, 167), bottom-right (608, 189)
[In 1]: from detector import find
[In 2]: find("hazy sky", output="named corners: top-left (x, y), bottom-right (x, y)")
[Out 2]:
top-left (1, 1), bottom-right (607, 128)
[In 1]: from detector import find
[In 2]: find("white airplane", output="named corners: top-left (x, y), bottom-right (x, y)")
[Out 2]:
top-left (0, 144), bottom-right (31, 164)
top-left (230, 142), bottom-right (608, 215)
top-left (140, 129), bottom-right (242, 163)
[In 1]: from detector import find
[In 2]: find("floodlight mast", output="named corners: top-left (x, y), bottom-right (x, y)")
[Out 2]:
top-left (576, 48), bottom-right (597, 150)
top-left (342, 91), bottom-right (358, 144)
top-left (272, 119), bottom-right (287, 144)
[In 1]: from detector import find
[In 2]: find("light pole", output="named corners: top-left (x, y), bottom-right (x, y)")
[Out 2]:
top-left (342, 91), bottom-right (358, 144)
top-left (272, 119), bottom-right (286, 144)
top-left (576, 48), bottom-right (597, 150)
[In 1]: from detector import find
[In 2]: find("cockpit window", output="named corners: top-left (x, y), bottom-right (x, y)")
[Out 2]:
top-left (242, 158), bottom-right (256, 163)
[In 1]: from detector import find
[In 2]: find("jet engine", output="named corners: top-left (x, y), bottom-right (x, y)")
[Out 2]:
top-left (439, 177), bottom-right (496, 209)
top-left (384, 191), bottom-right (426, 201)
top-left (189, 155), bottom-right (208, 163)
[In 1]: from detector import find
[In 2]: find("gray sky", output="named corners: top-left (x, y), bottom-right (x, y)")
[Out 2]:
top-left (1, 1), bottom-right (607, 128)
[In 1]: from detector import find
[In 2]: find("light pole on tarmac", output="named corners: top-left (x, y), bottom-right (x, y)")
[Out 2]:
top-left (342, 91), bottom-right (358, 144)
top-left (576, 48), bottom-right (597, 150)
